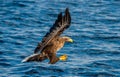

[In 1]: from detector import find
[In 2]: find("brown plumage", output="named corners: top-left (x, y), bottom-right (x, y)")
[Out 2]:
top-left (22, 8), bottom-right (72, 64)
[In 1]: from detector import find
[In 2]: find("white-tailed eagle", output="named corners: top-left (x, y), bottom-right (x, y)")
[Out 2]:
top-left (22, 8), bottom-right (73, 64)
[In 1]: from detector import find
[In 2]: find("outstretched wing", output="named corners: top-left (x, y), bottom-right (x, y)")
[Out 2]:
top-left (34, 8), bottom-right (71, 53)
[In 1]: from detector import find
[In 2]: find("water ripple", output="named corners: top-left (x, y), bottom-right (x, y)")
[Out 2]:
top-left (0, 0), bottom-right (120, 77)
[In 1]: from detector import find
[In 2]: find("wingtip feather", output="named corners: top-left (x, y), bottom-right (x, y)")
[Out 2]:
top-left (21, 54), bottom-right (38, 63)
top-left (66, 8), bottom-right (69, 12)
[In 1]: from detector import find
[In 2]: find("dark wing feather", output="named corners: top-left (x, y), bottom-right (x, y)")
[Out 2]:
top-left (34, 8), bottom-right (71, 53)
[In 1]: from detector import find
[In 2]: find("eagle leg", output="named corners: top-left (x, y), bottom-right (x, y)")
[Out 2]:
top-left (48, 53), bottom-right (59, 64)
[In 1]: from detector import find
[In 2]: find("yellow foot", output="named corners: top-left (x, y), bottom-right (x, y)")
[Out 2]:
top-left (59, 54), bottom-right (67, 61)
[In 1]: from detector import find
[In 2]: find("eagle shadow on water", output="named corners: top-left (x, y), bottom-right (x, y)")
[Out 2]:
top-left (22, 8), bottom-right (73, 64)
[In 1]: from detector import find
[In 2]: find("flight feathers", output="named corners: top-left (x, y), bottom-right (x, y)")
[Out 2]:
top-left (34, 8), bottom-right (71, 53)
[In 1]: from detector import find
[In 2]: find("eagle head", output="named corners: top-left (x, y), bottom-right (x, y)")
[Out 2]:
top-left (62, 36), bottom-right (73, 43)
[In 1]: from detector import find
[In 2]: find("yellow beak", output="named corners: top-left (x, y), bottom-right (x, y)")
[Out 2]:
top-left (68, 38), bottom-right (73, 43)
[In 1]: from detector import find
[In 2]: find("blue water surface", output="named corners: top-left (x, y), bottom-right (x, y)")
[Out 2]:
top-left (0, 0), bottom-right (120, 77)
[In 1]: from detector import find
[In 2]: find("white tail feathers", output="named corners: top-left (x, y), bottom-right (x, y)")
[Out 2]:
top-left (22, 54), bottom-right (38, 62)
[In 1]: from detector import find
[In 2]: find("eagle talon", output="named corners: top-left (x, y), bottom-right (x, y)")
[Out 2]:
top-left (59, 54), bottom-right (67, 61)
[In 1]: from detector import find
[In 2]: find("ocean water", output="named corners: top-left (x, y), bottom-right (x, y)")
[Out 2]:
top-left (0, 0), bottom-right (120, 77)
